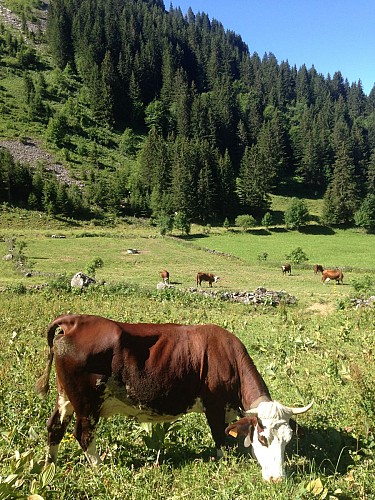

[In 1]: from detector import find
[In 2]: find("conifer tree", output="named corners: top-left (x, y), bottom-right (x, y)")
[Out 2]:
top-left (322, 144), bottom-right (359, 225)
top-left (236, 145), bottom-right (270, 212)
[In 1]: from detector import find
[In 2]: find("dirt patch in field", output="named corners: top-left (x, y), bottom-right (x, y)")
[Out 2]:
top-left (305, 302), bottom-right (336, 315)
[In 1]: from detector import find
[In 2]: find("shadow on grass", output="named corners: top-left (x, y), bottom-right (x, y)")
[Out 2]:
top-left (288, 425), bottom-right (360, 476)
top-left (299, 225), bottom-right (336, 235)
top-left (269, 227), bottom-right (289, 233)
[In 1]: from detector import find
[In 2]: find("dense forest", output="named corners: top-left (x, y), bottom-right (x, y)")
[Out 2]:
top-left (1, 0), bottom-right (375, 229)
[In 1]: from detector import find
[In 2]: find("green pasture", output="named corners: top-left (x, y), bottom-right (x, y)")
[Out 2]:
top-left (1, 210), bottom-right (374, 309)
top-left (0, 211), bottom-right (374, 498)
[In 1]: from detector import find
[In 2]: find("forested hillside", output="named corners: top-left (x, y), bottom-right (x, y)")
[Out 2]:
top-left (1, 0), bottom-right (375, 229)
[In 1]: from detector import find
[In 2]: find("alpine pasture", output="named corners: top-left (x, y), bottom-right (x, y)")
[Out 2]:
top-left (0, 213), bottom-right (374, 499)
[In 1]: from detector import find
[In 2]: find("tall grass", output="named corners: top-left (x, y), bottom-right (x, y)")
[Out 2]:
top-left (0, 286), bottom-right (374, 498)
top-left (0, 215), bottom-right (374, 498)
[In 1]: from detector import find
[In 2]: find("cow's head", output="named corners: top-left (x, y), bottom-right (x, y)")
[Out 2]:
top-left (226, 400), bottom-right (313, 482)
top-left (214, 276), bottom-right (220, 283)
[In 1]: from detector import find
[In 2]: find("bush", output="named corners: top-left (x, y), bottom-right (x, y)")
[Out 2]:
top-left (257, 252), bottom-right (268, 262)
top-left (223, 217), bottom-right (230, 230)
top-left (351, 275), bottom-right (375, 298)
top-left (86, 257), bottom-right (104, 277)
top-left (354, 194), bottom-right (375, 233)
top-left (157, 213), bottom-right (173, 236)
top-left (174, 212), bottom-right (191, 235)
top-left (284, 198), bottom-right (310, 230)
top-left (235, 214), bottom-right (256, 231)
top-left (261, 212), bottom-right (273, 228)
top-left (286, 247), bottom-right (309, 264)
top-left (47, 274), bottom-right (71, 292)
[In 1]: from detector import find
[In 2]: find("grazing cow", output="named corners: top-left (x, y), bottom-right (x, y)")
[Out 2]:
top-left (313, 264), bottom-right (324, 274)
top-left (161, 270), bottom-right (169, 284)
top-left (281, 264), bottom-right (291, 276)
top-left (36, 314), bottom-right (313, 482)
top-left (196, 272), bottom-right (220, 287)
top-left (322, 269), bottom-right (344, 285)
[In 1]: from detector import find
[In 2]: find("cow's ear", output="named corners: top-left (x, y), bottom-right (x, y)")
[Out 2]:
top-left (225, 416), bottom-right (258, 445)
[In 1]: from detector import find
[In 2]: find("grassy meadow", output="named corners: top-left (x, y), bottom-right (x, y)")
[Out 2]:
top-left (0, 209), bottom-right (374, 499)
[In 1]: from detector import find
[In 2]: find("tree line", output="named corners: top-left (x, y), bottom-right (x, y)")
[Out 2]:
top-left (1, 0), bottom-right (375, 229)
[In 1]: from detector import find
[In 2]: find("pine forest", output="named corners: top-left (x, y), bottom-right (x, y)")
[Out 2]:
top-left (1, 0), bottom-right (375, 229)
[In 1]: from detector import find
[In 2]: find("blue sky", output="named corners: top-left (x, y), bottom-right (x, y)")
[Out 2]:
top-left (172, 0), bottom-right (375, 95)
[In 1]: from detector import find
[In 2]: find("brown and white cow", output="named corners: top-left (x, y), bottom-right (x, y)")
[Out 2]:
top-left (313, 264), bottom-right (324, 274)
top-left (281, 264), bottom-right (291, 276)
top-left (161, 270), bottom-right (169, 284)
top-left (196, 272), bottom-right (220, 287)
top-left (322, 269), bottom-right (344, 285)
top-left (36, 314), bottom-right (313, 482)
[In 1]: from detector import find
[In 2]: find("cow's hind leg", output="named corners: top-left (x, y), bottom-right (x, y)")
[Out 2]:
top-left (73, 414), bottom-right (101, 466)
top-left (45, 394), bottom-right (74, 465)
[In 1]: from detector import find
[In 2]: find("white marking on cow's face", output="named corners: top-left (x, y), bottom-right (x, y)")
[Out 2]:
top-left (251, 419), bottom-right (292, 481)
top-left (245, 401), bottom-right (293, 482)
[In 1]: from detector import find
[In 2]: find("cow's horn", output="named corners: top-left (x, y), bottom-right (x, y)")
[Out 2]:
top-left (285, 400), bottom-right (314, 415)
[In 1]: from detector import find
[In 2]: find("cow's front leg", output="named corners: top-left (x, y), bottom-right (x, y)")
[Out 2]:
top-left (74, 415), bottom-right (101, 466)
top-left (205, 406), bottom-right (227, 459)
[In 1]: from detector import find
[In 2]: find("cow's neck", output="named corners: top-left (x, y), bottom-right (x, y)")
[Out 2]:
top-left (240, 360), bottom-right (272, 411)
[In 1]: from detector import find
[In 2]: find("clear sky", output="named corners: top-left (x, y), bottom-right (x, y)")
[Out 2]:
top-left (172, 0), bottom-right (375, 95)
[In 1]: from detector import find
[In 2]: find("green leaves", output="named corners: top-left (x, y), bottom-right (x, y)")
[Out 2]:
top-left (0, 450), bottom-right (55, 499)
top-left (137, 421), bottom-right (182, 464)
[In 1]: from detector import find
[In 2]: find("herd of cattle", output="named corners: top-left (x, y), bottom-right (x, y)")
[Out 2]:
top-left (160, 265), bottom-right (344, 287)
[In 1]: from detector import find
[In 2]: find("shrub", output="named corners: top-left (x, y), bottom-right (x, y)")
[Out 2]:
top-left (351, 275), bottom-right (375, 298)
top-left (257, 252), bottom-right (268, 262)
top-left (284, 198), bottom-right (310, 230)
top-left (235, 214), bottom-right (256, 231)
top-left (223, 217), bottom-right (230, 230)
top-left (261, 212), bottom-right (273, 228)
top-left (174, 212), bottom-right (191, 235)
top-left (157, 213), bottom-right (173, 236)
top-left (354, 194), bottom-right (375, 233)
top-left (286, 247), bottom-right (309, 264)
top-left (86, 257), bottom-right (104, 277)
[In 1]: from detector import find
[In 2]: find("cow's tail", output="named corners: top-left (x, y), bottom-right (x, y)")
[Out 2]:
top-left (35, 320), bottom-right (62, 398)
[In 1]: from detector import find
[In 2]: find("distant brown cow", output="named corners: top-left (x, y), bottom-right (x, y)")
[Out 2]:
top-left (161, 270), bottom-right (169, 284)
top-left (313, 264), bottom-right (324, 274)
top-left (196, 272), bottom-right (220, 287)
top-left (322, 269), bottom-right (344, 285)
top-left (281, 264), bottom-right (291, 275)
